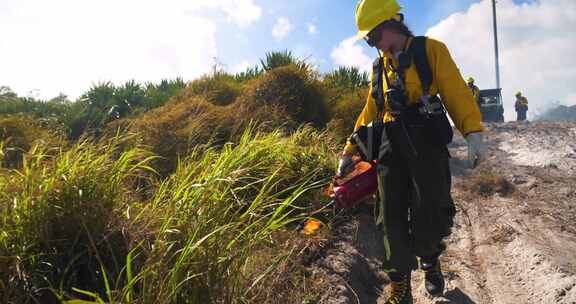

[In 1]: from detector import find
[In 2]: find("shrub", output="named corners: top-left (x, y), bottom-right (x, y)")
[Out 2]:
top-left (323, 66), bottom-right (369, 91)
top-left (115, 97), bottom-right (242, 175)
top-left (140, 78), bottom-right (187, 112)
top-left (325, 89), bottom-right (368, 142)
top-left (62, 79), bottom-right (186, 139)
top-left (186, 73), bottom-right (241, 106)
top-left (0, 115), bottom-right (65, 168)
top-left (118, 67), bottom-right (333, 175)
top-left (260, 50), bottom-right (312, 73)
top-left (239, 66), bottom-right (329, 128)
top-left (233, 65), bottom-right (263, 83)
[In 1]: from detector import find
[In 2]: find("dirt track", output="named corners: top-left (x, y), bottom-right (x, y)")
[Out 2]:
top-left (310, 121), bottom-right (576, 304)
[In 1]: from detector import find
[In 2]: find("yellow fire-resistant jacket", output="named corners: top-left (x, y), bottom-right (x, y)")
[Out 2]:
top-left (344, 37), bottom-right (484, 154)
top-left (515, 97), bottom-right (528, 111)
top-left (469, 84), bottom-right (481, 104)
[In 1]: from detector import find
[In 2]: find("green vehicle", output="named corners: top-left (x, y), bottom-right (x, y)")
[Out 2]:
top-left (478, 88), bottom-right (505, 122)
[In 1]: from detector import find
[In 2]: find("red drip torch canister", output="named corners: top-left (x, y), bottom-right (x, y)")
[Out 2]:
top-left (331, 161), bottom-right (378, 209)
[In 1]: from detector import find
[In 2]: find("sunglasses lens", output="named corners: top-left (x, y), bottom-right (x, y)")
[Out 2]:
top-left (363, 36), bottom-right (372, 46)
top-left (365, 30), bottom-right (378, 47)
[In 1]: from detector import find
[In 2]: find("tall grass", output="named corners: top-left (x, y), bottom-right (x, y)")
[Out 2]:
top-left (0, 127), bottom-right (337, 303)
top-left (0, 135), bottom-right (157, 303)
top-left (120, 127), bottom-right (334, 303)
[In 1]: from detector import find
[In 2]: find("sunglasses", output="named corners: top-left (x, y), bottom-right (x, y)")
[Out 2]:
top-left (364, 28), bottom-right (381, 47)
top-left (363, 13), bottom-right (404, 48)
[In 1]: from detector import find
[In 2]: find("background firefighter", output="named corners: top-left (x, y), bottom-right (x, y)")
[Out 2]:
top-left (467, 77), bottom-right (481, 107)
top-left (336, 0), bottom-right (486, 303)
top-left (515, 91), bottom-right (529, 121)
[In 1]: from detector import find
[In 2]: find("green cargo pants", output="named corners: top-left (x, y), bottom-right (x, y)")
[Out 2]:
top-left (376, 122), bottom-right (456, 275)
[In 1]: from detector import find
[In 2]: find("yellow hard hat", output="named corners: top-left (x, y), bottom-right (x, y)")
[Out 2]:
top-left (516, 91), bottom-right (522, 97)
top-left (355, 0), bottom-right (402, 40)
top-left (467, 77), bottom-right (475, 84)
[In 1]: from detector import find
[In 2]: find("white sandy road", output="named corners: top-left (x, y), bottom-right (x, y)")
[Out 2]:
top-left (310, 121), bottom-right (576, 304)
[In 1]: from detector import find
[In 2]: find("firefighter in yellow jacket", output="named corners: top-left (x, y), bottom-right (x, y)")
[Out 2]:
top-left (467, 77), bottom-right (481, 106)
top-left (515, 91), bottom-right (529, 121)
top-left (337, 1), bottom-right (485, 303)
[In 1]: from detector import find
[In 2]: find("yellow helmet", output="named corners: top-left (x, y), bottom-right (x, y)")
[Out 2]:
top-left (516, 91), bottom-right (522, 97)
top-left (467, 77), bottom-right (475, 84)
top-left (355, 0), bottom-right (402, 40)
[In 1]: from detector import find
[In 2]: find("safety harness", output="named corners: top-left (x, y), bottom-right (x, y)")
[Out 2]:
top-left (372, 36), bottom-right (444, 119)
top-left (374, 36), bottom-right (453, 146)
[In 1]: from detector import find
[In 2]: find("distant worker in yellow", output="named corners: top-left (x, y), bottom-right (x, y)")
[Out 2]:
top-left (336, 0), bottom-right (485, 303)
top-left (467, 77), bottom-right (481, 106)
top-left (515, 91), bottom-right (528, 121)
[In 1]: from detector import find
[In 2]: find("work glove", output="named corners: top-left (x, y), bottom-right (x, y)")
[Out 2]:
top-left (336, 153), bottom-right (355, 177)
top-left (465, 132), bottom-right (486, 169)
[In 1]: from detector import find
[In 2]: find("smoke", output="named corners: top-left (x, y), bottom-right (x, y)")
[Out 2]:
top-left (535, 104), bottom-right (576, 121)
top-left (426, 0), bottom-right (576, 121)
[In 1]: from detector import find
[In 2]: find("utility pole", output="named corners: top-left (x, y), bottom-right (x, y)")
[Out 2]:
top-left (492, 0), bottom-right (501, 88)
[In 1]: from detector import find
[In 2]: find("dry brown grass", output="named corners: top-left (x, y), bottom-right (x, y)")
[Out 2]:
top-left (108, 97), bottom-right (240, 174)
top-left (239, 65), bottom-right (329, 128)
top-left (0, 114), bottom-right (66, 168)
top-left (322, 88), bottom-right (368, 144)
top-left (104, 66), bottom-right (336, 175)
top-left (185, 73), bottom-right (241, 106)
top-left (244, 229), bottom-right (331, 304)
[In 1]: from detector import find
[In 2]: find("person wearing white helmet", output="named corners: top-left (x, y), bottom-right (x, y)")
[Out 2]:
top-left (337, 1), bottom-right (486, 303)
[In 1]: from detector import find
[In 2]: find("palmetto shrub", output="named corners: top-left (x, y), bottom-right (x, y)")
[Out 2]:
top-left (260, 50), bottom-right (313, 74)
top-left (140, 78), bottom-right (187, 112)
top-left (233, 65), bottom-right (263, 83)
top-left (323, 66), bottom-right (369, 91)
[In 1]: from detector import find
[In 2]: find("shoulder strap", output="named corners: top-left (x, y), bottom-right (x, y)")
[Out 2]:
top-left (371, 57), bottom-right (385, 116)
top-left (407, 36), bottom-right (432, 95)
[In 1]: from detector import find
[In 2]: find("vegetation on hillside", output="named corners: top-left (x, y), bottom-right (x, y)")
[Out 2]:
top-left (0, 50), bottom-right (370, 303)
top-left (0, 128), bottom-right (337, 303)
top-left (0, 79), bottom-right (186, 139)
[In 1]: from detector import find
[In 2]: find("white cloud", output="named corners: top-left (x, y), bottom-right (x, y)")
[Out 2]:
top-left (426, 0), bottom-right (576, 120)
top-left (0, 0), bottom-right (262, 100)
top-left (330, 36), bottom-right (373, 72)
top-left (218, 0), bottom-right (262, 28)
top-left (272, 17), bottom-right (293, 41)
top-left (308, 23), bottom-right (318, 35)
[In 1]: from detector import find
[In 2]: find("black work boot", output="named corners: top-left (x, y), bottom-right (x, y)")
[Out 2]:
top-left (420, 257), bottom-right (445, 296)
top-left (385, 272), bottom-right (413, 304)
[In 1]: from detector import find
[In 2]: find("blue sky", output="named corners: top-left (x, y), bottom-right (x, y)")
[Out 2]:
top-left (213, 0), bottom-right (483, 73)
top-left (1, 0), bottom-right (574, 121)
top-left (1, 0), bottom-right (487, 99)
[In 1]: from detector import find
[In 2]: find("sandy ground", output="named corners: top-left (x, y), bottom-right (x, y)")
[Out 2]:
top-left (308, 121), bottom-right (576, 304)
